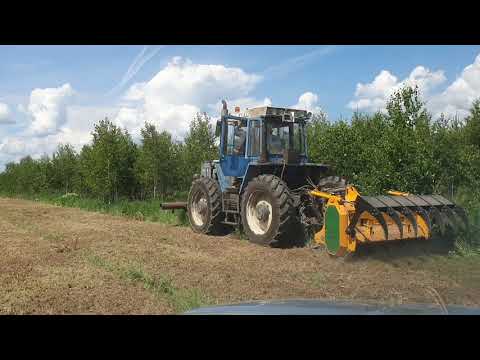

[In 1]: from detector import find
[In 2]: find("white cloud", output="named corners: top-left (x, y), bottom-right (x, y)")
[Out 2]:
top-left (0, 103), bottom-right (12, 124)
top-left (113, 107), bottom-right (145, 135)
top-left (263, 97), bottom-right (273, 106)
top-left (0, 58), bottom-right (263, 165)
top-left (0, 136), bottom-right (26, 155)
top-left (125, 56), bottom-right (261, 105)
top-left (0, 84), bottom-right (77, 164)
top-left (348, 54), bottom-right (480, 120)
top-left (63, 105), bottom-right (118, 148)
top-left (1, 131), bottom-right (87, 162)
top-left (116, 56), bottom-right (262, 139)
top-left (0, 104), bottom-right (116, 166)
top-left (429, 54), bottom-right (480, 119)
top-left (116, 57), bottom-right (329, 139)
top-left (404, 66), bottom-right (446, 94)
top-left (353, 70), bottom-right (398, 101)
top-left (348, 67), bottom-right (446, 113)
top-left (115, 103), bottom-right (200, 140)
top-left (0, 135), bottom-right (56, 161)
top-left (293, 92), bottom-right (323, 114)
top-left (26, 83), bottom-right (74, 136)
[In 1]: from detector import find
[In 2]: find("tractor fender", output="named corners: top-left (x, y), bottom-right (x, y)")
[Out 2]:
top-left (239, 163), bottom-right (330, 194)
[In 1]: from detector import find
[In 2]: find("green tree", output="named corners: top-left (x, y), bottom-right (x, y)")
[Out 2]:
top-left (136, 122), bottom-right (175, 199)
top-left (457, 99), bottom-right (480, 210)
top-left (17, 156), bottom-right (40, 194)
top-left (464, 99), bottom-right (480, 149)
top-left (0, 162), bottom-right (19, 194)
top-left (79, 118), bottom-right (138, 202)
top-left (51, 144), bottom-right (78, 194)
top-left (382, 86), bottom-right (434, 193)
top-left (178, 113), bottom-right (217, 190)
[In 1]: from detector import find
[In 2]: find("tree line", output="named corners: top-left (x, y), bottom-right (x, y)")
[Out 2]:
top-left (0, 113), bottom-right (217, 203)
top-left (307, 87), bottom-right (480, 215)
top-left (0, 86), bottom-right (479, 214)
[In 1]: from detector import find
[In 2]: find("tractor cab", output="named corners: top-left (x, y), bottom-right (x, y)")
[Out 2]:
top-left (216, 102), bottom-right (311, 179)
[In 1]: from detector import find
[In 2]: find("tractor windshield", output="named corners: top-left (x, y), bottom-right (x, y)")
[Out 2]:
top-left (266, 121), bottom-right (305, 156)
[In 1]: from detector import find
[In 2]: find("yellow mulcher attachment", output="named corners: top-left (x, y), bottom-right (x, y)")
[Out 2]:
top-left (310, 186), bottom-right (468, 257)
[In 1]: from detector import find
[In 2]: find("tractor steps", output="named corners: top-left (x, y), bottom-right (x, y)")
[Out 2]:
top-left (222, 191), bottom-right (240, 226)
top-left (222, 219), bottom-right (239, 226)
top-left (222, 192), bottom-right (240, 213)
top-left (222, 212), bottom-right (239, 226)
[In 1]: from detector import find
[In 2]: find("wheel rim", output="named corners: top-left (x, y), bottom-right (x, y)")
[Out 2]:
top-left (246, 191), bottom-right (273, 235)
top-left (191, 190), bottom-right (208, 227)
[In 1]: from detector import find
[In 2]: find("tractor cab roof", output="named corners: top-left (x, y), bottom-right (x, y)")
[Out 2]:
top-left (245, 106), bottom-right (311, 122)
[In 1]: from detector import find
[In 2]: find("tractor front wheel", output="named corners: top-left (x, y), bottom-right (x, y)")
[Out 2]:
top-left (240, 174), bottom-right (295, 247)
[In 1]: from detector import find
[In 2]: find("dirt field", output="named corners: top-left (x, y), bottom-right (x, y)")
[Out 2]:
top-left (1, 197), bottom-right (479, 314)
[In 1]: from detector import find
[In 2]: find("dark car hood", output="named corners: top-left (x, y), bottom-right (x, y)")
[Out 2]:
top-left (184, 299), bottom-right (480, 315)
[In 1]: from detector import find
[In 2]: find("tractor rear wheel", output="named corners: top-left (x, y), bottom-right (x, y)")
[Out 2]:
top-left (187, 177), bottom-right (226, 235)
top-left (240, 174), bottom-right (295, 247)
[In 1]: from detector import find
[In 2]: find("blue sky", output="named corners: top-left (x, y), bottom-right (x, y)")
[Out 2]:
top-left (1, 45), bottom-right (480, 169)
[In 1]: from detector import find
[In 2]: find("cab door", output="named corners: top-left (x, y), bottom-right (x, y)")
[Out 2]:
top-left (220, 118), bottom-right (250, 177)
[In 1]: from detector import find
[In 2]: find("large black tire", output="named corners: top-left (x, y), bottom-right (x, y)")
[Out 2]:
top-left (187, 177), bottom-right (225, 235)
top-left (240, 174), bottom-right (295, 247)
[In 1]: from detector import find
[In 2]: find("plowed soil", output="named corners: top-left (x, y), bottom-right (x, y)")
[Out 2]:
top-left (1, 197), bottom-right (479, 314)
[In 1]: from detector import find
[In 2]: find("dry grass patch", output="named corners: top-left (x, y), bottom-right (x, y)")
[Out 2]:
top-left (85, 252), bottom-right (209, 313)
top-left (1, 197), bottom-right (480, 314)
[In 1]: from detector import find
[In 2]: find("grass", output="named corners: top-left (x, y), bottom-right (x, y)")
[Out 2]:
top-left (122, 265), bottom-right (207, 313)
top-left (447, 212), bottom-right (480, 257)
top-left (3, 190), bottom-right (480, 256)
top-left (2, 196), bottom-right (480, 313)
top-left (43, 233), bottom-right (64, 242)
top-left (2, 191), bottom-right (189, 227)
top-left (453, 237), bottom-right (480, 257)
top-left (311, 273), bottom-right (328, 288)
top-left (451, 190), bottom-right (480, 255)
top-left (233, 227), bottom-right (247, 241)
top-left (85, 253), bottom-right (208, 313)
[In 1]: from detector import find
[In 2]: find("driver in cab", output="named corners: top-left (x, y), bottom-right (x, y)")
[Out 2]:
top-left (233, 125), bottom-right (247, 156)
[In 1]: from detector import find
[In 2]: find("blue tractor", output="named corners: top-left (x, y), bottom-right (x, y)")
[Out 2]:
top-left (183, 100), bottom-right (331, 247)
top-left (162, 100), bottom-right (467, 255)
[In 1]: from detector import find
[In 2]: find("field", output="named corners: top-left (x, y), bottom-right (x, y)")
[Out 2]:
top-left (1, 197), bottom-right (479, 314)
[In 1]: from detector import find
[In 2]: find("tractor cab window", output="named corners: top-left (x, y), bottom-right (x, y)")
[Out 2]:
top-left (266, 121), bottom-right (306, 155)
top-left (226, 119), bottom-right (247, 156)
top-left (293, 123), bottom-right (306, 154)
top-left (248, 120), bottom-right (261, 157)
top-left (267, 123), bottom-right (289, 155)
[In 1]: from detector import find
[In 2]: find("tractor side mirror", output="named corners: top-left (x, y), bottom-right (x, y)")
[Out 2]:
top-left (215, 120), bottom-right (221, 137)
